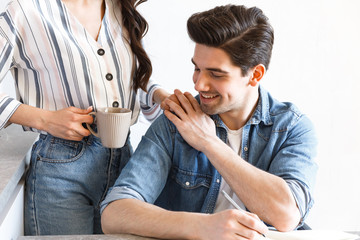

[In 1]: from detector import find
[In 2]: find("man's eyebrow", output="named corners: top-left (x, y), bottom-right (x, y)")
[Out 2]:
top-left (191, 58), bottom-right (229, 74)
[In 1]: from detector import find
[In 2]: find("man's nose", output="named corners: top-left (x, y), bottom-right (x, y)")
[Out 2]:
top-left (194, 73), bottom-right (210, 92)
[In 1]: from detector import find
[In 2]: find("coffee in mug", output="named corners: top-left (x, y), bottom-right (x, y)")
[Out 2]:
top-left (86, 107), bottom-right (132, 148)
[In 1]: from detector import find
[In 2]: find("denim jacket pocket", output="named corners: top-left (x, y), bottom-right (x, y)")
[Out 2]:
top-left (172, 167), bottom-right (212, 190)
top-left (156, 167), bottom-right (212, 212)
top-left (36, 135), bottom-right (86, 163)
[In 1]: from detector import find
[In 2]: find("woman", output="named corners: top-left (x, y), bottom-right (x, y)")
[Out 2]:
top-left (0, 0), bottom-right (169, 235)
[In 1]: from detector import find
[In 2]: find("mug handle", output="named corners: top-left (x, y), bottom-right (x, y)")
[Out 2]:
top-left (86, 112), bottom-right (99, 137)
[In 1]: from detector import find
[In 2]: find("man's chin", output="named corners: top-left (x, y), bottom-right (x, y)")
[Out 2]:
top-left (200, 105), bottom-right (218, 116)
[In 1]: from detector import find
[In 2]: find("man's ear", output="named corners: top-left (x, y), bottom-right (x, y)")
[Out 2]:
top-left (249, 64), bottom-right (266, 87)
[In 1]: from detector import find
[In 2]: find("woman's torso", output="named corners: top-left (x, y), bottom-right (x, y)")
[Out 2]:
top-left (1, 0), bottom-right (140, 132)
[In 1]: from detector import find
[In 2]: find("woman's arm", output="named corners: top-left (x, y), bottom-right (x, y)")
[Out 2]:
top-left (9, 104), bottom-right (93, 141)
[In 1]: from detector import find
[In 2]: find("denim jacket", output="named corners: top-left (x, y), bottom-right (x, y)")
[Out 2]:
top-left (101, 86), bottom-right (318, 226)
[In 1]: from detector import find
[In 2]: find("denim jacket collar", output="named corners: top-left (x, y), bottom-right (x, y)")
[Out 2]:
top-left (210, 85), bottom-right (273, 130)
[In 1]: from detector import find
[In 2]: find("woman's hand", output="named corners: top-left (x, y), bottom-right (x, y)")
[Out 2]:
top-left (160, 93), bottom-right (180, 111)
top-left (43, 106), bottom-right (94, 141)
top-left (10, 105), bottom-right (94, 141)
top-left (152, 87), bottom-right (181, 111)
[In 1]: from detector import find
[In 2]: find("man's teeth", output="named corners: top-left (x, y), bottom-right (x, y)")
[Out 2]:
top-left (202, 94), bottom-right (217, 99)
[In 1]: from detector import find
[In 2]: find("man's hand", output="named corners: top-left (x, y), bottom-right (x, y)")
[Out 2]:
top-left (42, 106), bottom-right (94, 141)
top-left (197, 209), bottom-right (268, 240)
top-left (163, 89), bottom-right (216, 152)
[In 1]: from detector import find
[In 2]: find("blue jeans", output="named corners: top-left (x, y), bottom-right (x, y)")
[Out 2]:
top-left (24, 133), bottom-right (132, 235)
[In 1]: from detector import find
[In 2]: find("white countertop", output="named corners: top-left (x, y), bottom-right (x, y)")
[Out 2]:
top-left (17, 232), bottom-right (360, 240)
top-left (0, 124), bottom-right (38, 215)
top-left (18, 234), bottom-right (158, 240)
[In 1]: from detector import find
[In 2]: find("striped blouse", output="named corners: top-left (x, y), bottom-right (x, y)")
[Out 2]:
top-left (0, 0), bottom-right (162, 132)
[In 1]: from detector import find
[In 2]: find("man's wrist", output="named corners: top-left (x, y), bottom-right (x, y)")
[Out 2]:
top-left (200, 134), bottom-right (224, 154)
top-left (177, 212), bottom-right (206, 240)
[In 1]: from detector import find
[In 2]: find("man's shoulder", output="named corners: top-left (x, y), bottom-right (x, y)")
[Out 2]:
top-left (263, 91), bottom-right (313, 132)
top-left (269, 100), bottom-right (302, 118)
top-left (148, 113), bottom-right (177, 134)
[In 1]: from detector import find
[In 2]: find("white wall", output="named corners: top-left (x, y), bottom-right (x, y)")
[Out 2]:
top-left (1, 0), bottom-right (359, 232)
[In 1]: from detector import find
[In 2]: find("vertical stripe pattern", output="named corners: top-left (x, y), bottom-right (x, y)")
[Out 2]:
top-left (0, 0), bottom-right (162, 133)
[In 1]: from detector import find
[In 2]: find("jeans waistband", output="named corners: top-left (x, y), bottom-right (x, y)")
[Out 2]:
top-left (39, 130), bottom-right (131, 148)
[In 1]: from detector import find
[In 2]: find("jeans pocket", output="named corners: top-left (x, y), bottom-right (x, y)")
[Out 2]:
top-left (37, 135), bottom-right (86, 163)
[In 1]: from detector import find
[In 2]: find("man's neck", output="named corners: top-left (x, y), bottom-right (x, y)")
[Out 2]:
top-left (219, 89), bottom-right (259, 130)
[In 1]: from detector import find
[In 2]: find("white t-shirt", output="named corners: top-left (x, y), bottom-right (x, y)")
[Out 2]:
top-left (214, 127), bottom-right (246, 212)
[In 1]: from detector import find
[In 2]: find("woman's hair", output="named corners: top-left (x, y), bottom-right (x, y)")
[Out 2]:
top-left (187, 5), bottom-right (274, 76)
top-left (121, 0), bottom-right (152, 91)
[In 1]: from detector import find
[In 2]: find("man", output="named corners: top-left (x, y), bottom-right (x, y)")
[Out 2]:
top-left (101, 4), bottom-right (318, 240)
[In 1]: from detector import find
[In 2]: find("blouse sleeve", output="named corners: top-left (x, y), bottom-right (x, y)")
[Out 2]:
top-left (0, 11), bottom-right (21, 130)
top-left (138, 78), bottom-right (163, 122)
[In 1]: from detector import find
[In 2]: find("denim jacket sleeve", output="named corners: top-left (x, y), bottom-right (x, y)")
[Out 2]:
top-left (101, 114), bottom-right (175, 213)
top-left (267, 114), bottom-right (318, 226)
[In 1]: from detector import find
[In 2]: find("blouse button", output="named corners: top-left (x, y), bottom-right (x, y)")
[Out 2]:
top-left (106, 73), bottom-right (113, 81)
top-left (112, 101), bottom-right (119, 108)
top-left (97, 48), bottom-right (105, 56)
top-left (244, 146), bottom-right (248, 151)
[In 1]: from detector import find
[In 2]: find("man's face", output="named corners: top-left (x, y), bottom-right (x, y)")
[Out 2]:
top-left (192, 44), bottom-right (254, 118)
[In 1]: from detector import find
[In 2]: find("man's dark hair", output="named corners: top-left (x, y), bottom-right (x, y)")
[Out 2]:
top-left (187, 5), bottom-right (274, 76)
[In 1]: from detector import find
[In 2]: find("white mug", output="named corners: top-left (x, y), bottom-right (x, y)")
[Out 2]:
top-left (86, 107), bottom-right (132, 148)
